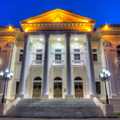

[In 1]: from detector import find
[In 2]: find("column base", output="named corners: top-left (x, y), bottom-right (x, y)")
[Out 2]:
top-left (40, 95), bottom-right (49, 99)
top-left (15, 94), bottom-right (24, 99)
top-left (65, 95), bottom-right (74, 99)
top-left (90, 94), bottom-right (99, 100)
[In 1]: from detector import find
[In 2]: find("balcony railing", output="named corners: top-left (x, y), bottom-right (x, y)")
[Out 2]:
top-left (72, 60), bottom-right (84, 67)
top-left (52, 60), bottom-right (64, 67)
top-left (32, 60), bottom-right (44, 67)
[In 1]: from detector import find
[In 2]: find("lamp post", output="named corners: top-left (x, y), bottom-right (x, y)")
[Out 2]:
top-left (0, 68), bottom-right (13, 103)
top-left (99, 68), bottom-right (110, 104)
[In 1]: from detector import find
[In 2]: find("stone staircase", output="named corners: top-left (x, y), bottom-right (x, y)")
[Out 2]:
top-left (5, 99), bottom-right (104, 118)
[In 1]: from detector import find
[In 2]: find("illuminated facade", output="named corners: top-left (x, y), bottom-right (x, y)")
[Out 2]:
top-left (0, 9), bottom-right (120, 105)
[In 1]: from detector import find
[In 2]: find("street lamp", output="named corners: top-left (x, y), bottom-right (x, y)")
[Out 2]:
top-left (99, 68), bottom-right (110, 104)
top-left (0, 68), bottom-right (13, 103)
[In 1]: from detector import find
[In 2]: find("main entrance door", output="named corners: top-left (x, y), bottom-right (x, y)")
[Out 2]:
top-left (54, 82), bottom-right (62, 99)
top-left (75, 82), bottom-right (83, 99)
top-left (32, 82), bottom-right (41, 99)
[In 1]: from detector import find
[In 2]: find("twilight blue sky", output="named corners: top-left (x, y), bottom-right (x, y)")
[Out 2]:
top-left (0, 0), bottom-right (120, 29)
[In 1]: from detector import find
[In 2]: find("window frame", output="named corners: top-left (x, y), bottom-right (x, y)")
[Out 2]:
top-left (18, 48), bottom-right (24, 62)
top-left (95, 81), bottom-right (101, 95)
top-left (73, 48), bottom-right (81, 60)
top-left (54, 48), bottom-right (62, 60)
top-left (35, 49), bottom-right (43, 61)
top-left (92, 48), bottom-right (99, 61)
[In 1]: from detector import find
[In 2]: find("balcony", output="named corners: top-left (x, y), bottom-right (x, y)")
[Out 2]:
top-left (32, 60), bottom-right (44, 67)
top-left (72, 60), bottom-right (84, 67)
top-left (52, 60), bottom-right (64, 68)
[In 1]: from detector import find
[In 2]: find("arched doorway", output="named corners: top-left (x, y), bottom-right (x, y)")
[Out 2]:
top-left (32, 76), bottom-right (42, 99)
top-left (74, 76), bottom-right (84, 99)
top-left (53, 77), bottom-right (62, 99)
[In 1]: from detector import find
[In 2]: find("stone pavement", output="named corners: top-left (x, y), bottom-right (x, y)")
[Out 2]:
top-left (0, 118), bottom-right (120, 120)
top-left (5, 99), bottom-right (104, 118)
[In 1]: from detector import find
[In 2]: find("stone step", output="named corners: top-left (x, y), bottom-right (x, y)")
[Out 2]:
top-left (5, 99), bottom-right (104, 118)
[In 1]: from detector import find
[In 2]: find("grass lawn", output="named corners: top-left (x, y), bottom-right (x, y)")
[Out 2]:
top-left (116, 113), bottom-right (120, 117)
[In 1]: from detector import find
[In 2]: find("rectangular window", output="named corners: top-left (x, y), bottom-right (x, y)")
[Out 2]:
top-left (55, 54), bottom-right (61, 60)
top-left (16, 82), bottom-right (19, 94)
top-left (96, 82), bottom-right (101, 94)
top-left (19, 49), bottom-right (24, 62)
top-left (19, 54), bottom-right (23, 61)
top-left (74, 54), bottom-right (80, 60)
top-left (55, 49), bottom-right (61, 52)
top-left (36, 54), bottom-right (42, 60)
top-left (93, 54), bottom-right (98, 61)
top-left (36, 49), bottom-right (42, 60)
top-left (92, 49), bottom-right (97, 52)
top-left (74, 49), bottom-right (80, 52)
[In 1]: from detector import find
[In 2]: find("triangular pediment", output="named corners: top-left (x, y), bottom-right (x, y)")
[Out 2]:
top-left (20, 8), bottom-right (96, 23)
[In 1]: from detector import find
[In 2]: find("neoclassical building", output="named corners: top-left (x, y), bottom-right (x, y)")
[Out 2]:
top-left (0, 9), bottom-right (120, 102)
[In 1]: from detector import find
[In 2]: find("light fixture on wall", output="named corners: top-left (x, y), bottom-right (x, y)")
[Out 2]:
top-left (75, 37), bottom-right (78, 41)
top-left (40, 38), bottom-right (43, 42)
top-left (85, 20), bottom-right (88, 22)
top-left (57, 38), bottom-right (61, 41)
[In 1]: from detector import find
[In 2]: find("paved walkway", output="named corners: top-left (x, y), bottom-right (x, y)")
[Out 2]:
top-left (0, 118), bottom-right (120, 120)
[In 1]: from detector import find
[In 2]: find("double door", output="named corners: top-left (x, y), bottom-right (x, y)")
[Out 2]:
top-left (32, 82), bottom-right (41, 99)
top-left (75, 82), bottom-right (83, 99)
top-left (54, 82), bottom-right (62, 99)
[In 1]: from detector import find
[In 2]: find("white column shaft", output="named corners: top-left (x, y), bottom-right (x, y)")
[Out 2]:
top-left (18, 35), bottom-right (29, 95)
top-left (66, 34), bottom-right (72, 95)
top-left (42, 34), bottom-right (49, 95)
top-left (87, 35), bottom-right (96, 95)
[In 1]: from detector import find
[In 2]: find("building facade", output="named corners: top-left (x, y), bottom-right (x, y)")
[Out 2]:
top-left (0, 9), bottom-right (120, 101)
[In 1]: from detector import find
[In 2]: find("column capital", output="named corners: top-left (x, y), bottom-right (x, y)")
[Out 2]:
top-left (44, 34), bottom-right (50, 42)
top-left (65, 33), bottom-right (71, 42)
top-left (86, 34), bottom-right (92, 41)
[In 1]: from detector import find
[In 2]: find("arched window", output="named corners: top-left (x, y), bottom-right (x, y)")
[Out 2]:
top-left (54, 77), bottom-right (62, 81)
top-left (34, 77), bottom-right (42, 81)
top-left (117, 45), bottom-right (120, 57)
top-left (74, 77), bottom-right (82, 80)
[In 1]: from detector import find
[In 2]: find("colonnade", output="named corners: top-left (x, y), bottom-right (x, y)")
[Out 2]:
top-left (17, 33), bottom-right (97, 99)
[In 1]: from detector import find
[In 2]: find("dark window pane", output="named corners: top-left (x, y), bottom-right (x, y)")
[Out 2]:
top-left (36, 54), bottom-right (42, 60)
top-left (96, 82), bottom-right (101, 94)
top-left (92, 49), bottom-right (97, 52)
top-left (16, 82), bottom-right (19, 94)
top-left (74, 54), bottom-right (80, 60)
top-left (55, 54), bottom-right (61, 60)
top-left (19, 54), bottom-right (23, 61)
top-left (117, 51), bottom-right (120, 57)
top-left (20, 49), bottom-right (24, 52)
top-left (74, 77), bottom-right (82, 80)
top-left (93, 54), bottom-right (97, 61)
top-left (54, 77), bottom-right (62, 80)
top-left (34, 77), bottom-right (42, 80)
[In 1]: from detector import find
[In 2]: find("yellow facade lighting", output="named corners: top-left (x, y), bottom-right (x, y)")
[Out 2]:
top-left (9, 26), bottom-right (12, 29)
top-left (105, 25), bottom-right (108, 28)
top-left (88, 29), bottom-right (91, 31)
top-left (85, 20), bottom-right (88, 22)
top-left (75, 37), bottom-right (78, 41)
top-left (25, 29), bottom-right (28, 32)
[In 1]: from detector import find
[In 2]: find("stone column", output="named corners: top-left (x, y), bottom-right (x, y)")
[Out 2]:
top-left (105, 46), bottom-right (118, 98)
top-left (40, 34), bottom-right (49, 99)
top-left (16, 34), bottom-right (30, 99)
top-left (65, 33), bottom-right (74, 99)
top-left (86, 35), bottom-right (98, 99)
